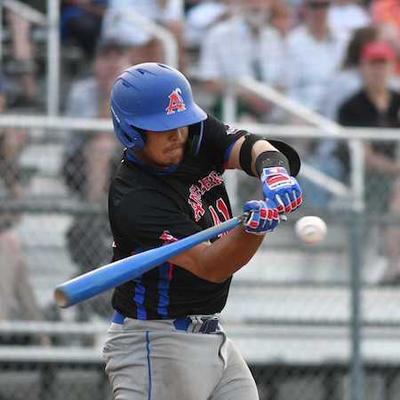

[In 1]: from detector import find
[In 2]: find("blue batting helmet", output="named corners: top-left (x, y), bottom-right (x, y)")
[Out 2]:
top-left (110, 63), bottom-right (207, 150)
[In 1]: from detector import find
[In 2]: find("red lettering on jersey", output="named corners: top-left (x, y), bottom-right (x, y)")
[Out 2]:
top-left (209, 171), bottom-right (224, 187)
top-left (216, 198), bottom-right (230, 221)
top-left (209, 198), bottom-right (230, 238)
top-left (188, 171), bottom-right (224, 222)
top-left (209, 205), bottom-right (221, 226)
top-left (189, 199), bottom-right (205, 222)
top-left (159, 230), bottom-right (178, 244)
top-left (165, 88), bottom-right (186, 115)
top-left (200, 176), bottom-right (212, 192)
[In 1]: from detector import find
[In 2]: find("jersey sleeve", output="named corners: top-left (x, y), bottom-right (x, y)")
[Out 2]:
top-left (114, 188), bottom-right (202, 251)
top-left (200, 115), bottom-right (246, 170)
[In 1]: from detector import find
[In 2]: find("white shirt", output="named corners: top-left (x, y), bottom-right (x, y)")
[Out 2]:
top-left (185, 1), bottom-right (228, 48)
top-left (259, 27), bottom-right (288, 88)
top-left (107, 0), bottom-right (182, 21)
top-left (198, 16), bottom-right (286, 87)
top-left (102, 0), bottom-right (183, 46)
top-left (65, 78), bottom-right (100, 118)
top-left (328, 3), bottom-right (370, 39)
top-left (285, 26), bottom-right (348, 112)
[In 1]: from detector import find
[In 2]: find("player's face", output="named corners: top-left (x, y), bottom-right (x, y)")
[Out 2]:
top-left (140, 127), bottom-right (189, 167)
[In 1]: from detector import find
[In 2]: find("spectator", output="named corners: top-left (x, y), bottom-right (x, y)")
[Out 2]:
top-left (261, 0), bottom-right (295, 90)
top-left (62, 40), bottom-right (129, 319)
top-left (198, 0), bottom-right (288, 120)
top-left (61, 0), bottom-right (108, 61)
top-left (101, 0), bottom-right (185, 68)
top-left (285, 0), bottom-right (348, 112)
top-left (338, 41), bottom-right (400, 284)
top-left (302, 27), bottom-right (380, 208)
top-left (184, 0), bottom-right (229, 50)
top-left (328, 0), bottom-right (370, 40)
top-left (322, 25), bottom-right (379, 120)
top-left (371, 0), bottom-right (400, 41)
top-left (371, 0), bottom-right (400, 73)
top-left (0, 78), bottom-right (44, 343)
top-left (5, 9), bottom-right (38, 108)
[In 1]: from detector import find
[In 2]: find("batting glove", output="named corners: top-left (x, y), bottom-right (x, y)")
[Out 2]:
top-left (242, 200), bottom-right (280, 235)
top-left (260, 167), bottom-right (302, 215)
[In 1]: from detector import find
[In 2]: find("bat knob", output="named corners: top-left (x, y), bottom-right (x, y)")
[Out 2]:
top-left (54, 287), bottom-right (69, 308)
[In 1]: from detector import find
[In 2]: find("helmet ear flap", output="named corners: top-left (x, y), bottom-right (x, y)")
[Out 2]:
top-left (111, 111), bottom-right (145, 150)
top-left (134, 126), bottom-right (147, 145)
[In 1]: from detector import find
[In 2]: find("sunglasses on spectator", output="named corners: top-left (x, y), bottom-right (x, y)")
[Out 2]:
top-left (308, 1), bottom-right (330, 9)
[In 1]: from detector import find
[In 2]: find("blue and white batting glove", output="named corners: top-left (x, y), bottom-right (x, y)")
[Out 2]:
top-left (260, 167), bottom-right (302, 215)
top-left (242, 200), bottom-right (280, 235)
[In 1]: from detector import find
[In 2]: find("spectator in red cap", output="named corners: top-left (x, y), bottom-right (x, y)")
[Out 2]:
top-left (338, 40), bottom-right (400, 284)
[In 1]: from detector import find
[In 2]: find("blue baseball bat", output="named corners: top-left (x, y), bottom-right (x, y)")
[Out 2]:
top-left (54, 214), bottom-right (247, 308)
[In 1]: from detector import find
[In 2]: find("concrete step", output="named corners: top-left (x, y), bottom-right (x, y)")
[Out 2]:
top-left (236, 247), bottom-right (349, 283)
top-left (224, 285), bottom-right (400, 325)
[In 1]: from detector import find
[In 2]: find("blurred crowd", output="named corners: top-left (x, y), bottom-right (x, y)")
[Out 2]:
top-left (1, 0), bottom-right (400, 329)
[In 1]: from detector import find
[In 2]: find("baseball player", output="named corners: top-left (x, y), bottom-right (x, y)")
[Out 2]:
top-left (103, 63), bottom-right (302, 400)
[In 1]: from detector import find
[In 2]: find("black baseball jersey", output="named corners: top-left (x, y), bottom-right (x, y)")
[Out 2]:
top-left (108, 115), bottom-right (246, 320)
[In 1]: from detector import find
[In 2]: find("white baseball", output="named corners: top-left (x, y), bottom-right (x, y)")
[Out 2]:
top-left (295, 216), bottom-right (327, 245)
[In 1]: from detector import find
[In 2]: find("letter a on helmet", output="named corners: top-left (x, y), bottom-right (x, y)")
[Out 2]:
top-left (166, 88), bottom-right (186, 115)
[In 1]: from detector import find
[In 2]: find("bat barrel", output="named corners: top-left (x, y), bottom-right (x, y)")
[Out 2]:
top-left (54, 215), bottom-right (244, 308)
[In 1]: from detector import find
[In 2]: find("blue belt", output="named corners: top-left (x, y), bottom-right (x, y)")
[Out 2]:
top-left (173, 316), bottom-right (220, 334)
top-left (112, 311), bottom-right (219, 334)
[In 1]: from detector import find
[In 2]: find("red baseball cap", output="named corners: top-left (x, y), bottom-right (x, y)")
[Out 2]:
top-left (361, 41), bottom-right (396, 62)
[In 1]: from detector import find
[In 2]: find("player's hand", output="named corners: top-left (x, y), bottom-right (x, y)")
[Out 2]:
top-left (242, 200), bottom-right (280, 235)
top-left (260, 167), bottom-right (302, 215)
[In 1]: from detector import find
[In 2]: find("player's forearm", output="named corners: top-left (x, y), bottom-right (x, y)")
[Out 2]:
top-left (225, 136), bottom-right (279, 171)
top-left (195, 226), bottom-right (265, 282)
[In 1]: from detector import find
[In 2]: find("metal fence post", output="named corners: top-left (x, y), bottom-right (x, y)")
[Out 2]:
top-left (46, 0), bottom-right (60, 116)
top-left (349, 210), bottom-right (364, 400)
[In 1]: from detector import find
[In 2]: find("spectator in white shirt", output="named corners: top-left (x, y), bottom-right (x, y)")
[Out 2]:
top-left (101, 0), bottom-right (185, 67)
top-left (261, 0), bottom-right (295, 89)
top-left (328, 0), bottom-right (370, 40)
top-left (285, 0), bottom-right (348, 112)
top-left (184, 1), bottom-right (229, 49)
top-left (198, 0), bottom-right (289, 119)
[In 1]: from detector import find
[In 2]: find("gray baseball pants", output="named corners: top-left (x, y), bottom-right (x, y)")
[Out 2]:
top-left (102, 315), bottom-right (259, 400)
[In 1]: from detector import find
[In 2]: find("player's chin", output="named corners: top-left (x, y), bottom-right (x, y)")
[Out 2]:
top-left (157, 156), bottom-right (182, 168)
top-left (165, 149), bottom-right (184, 165)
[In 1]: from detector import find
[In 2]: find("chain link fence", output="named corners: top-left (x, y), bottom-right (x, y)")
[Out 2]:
top-left (0, 116), bottom-right (400, 400)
